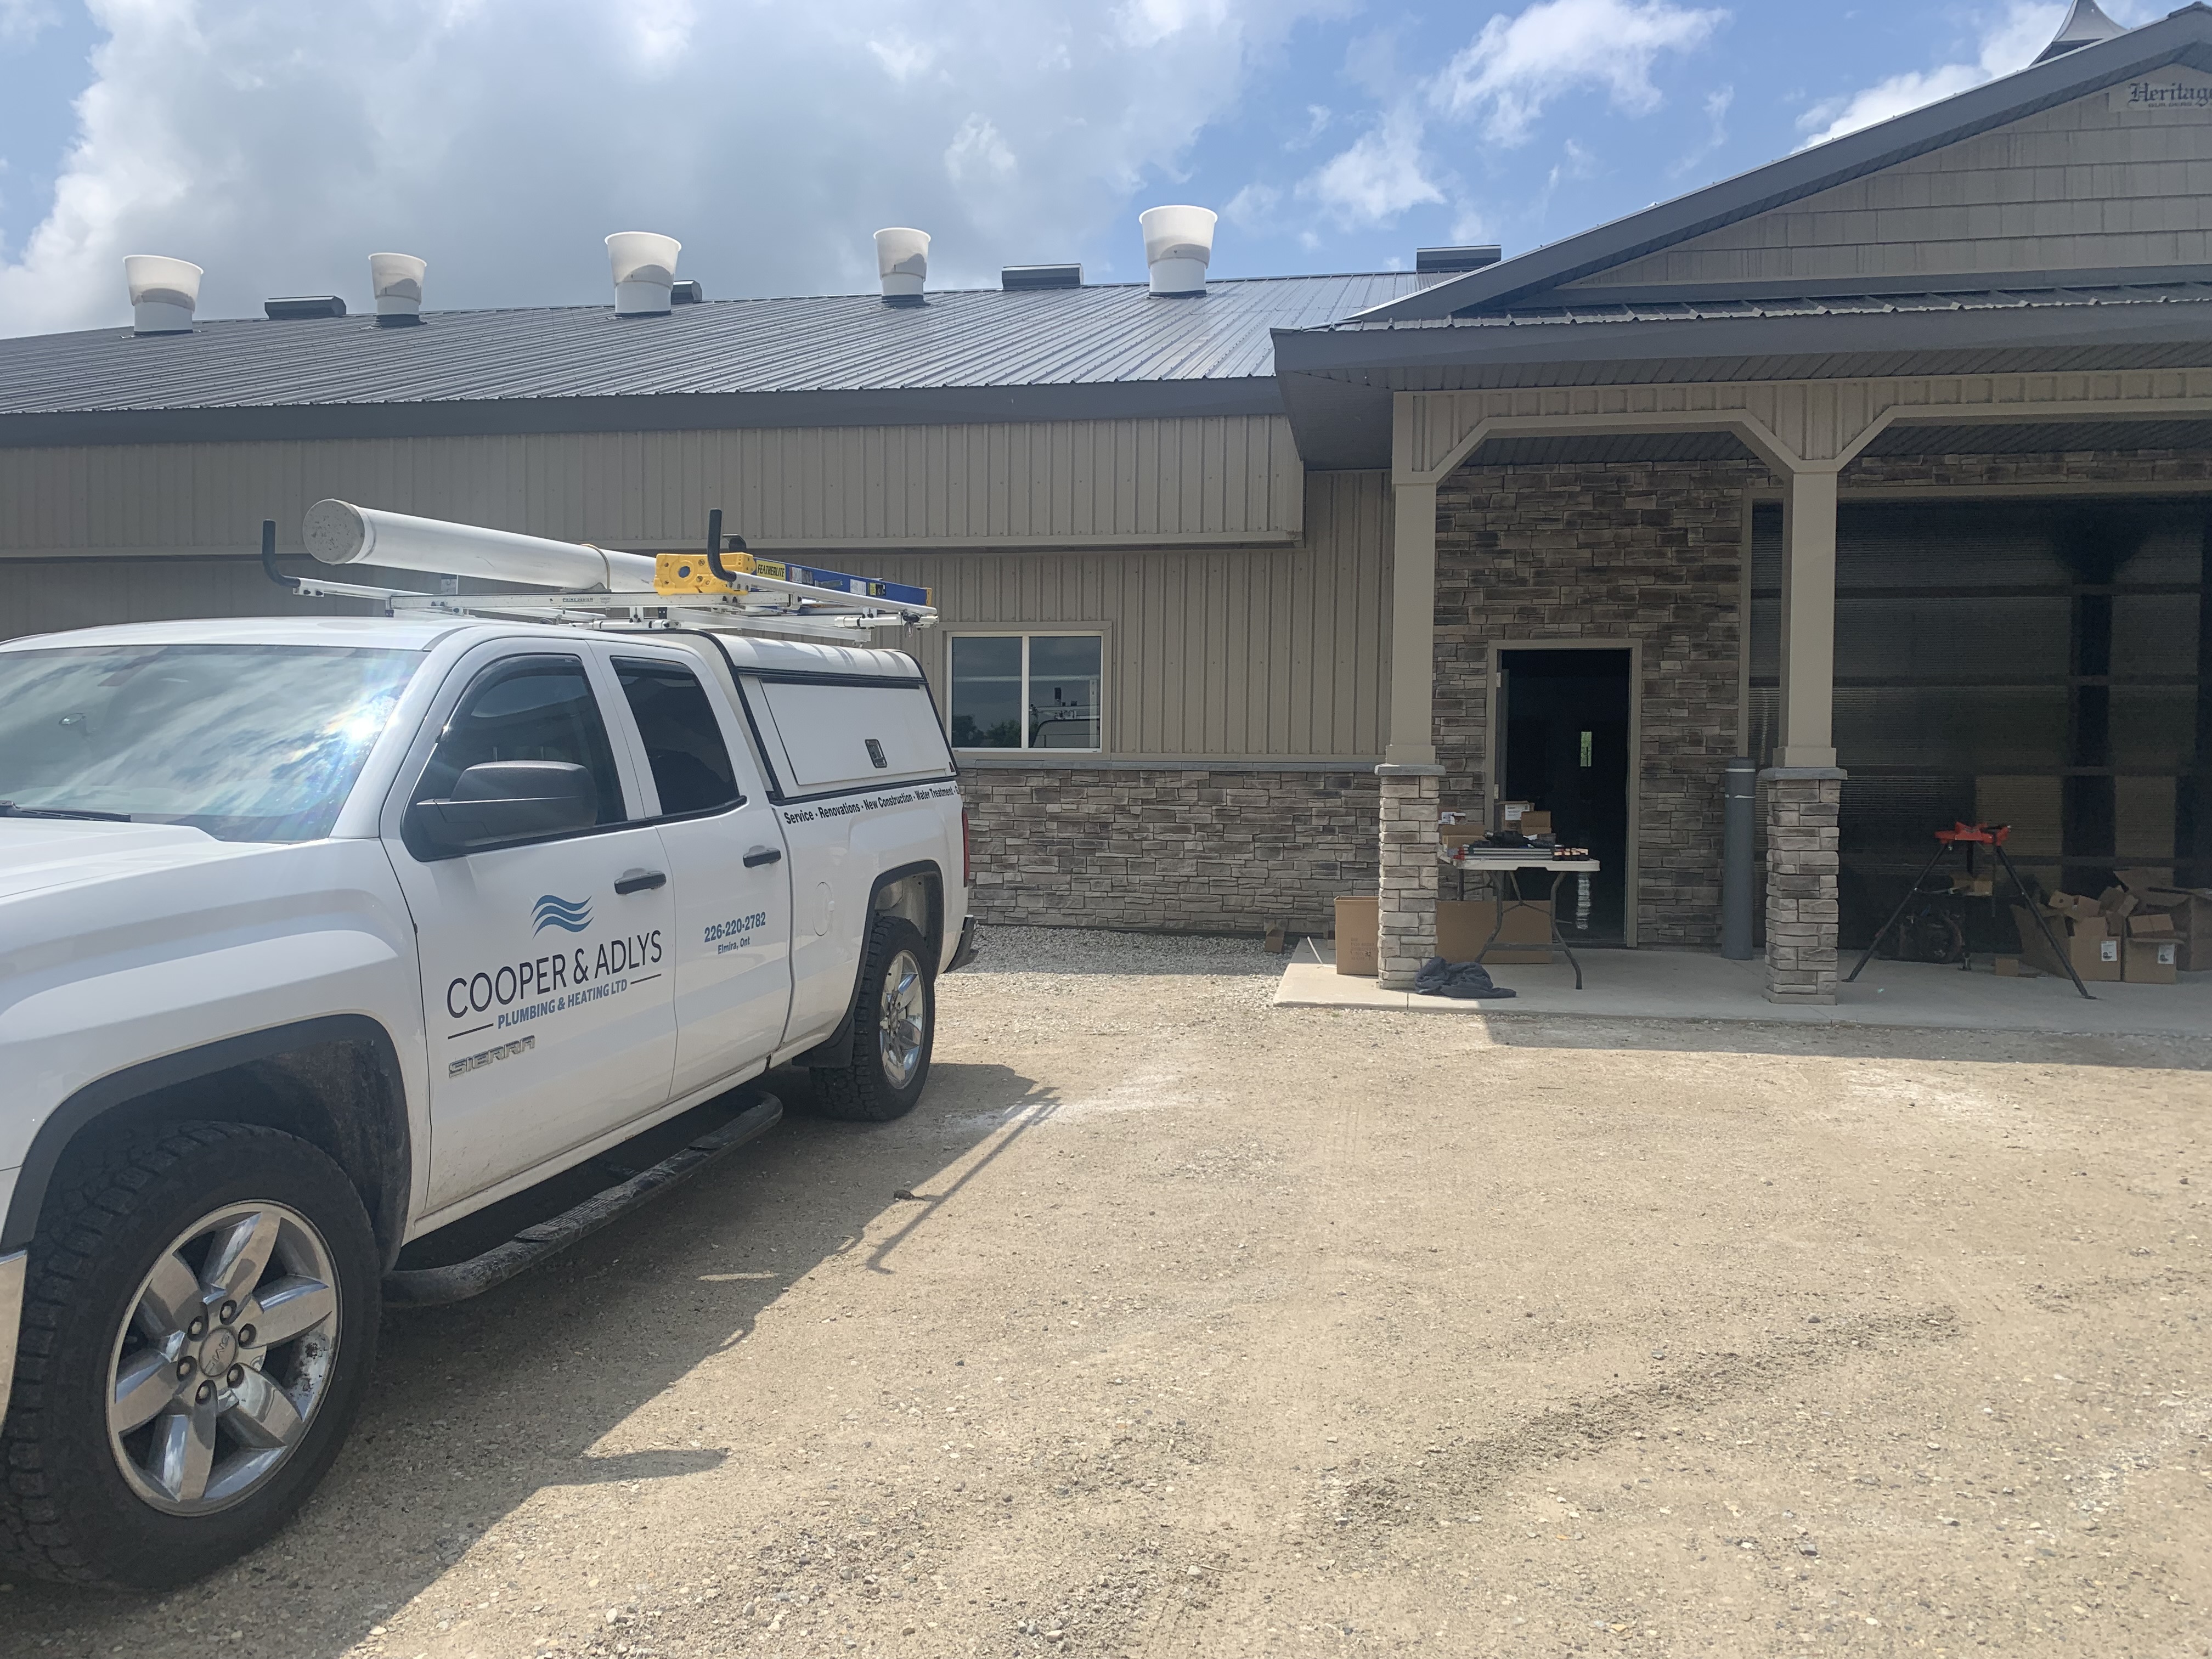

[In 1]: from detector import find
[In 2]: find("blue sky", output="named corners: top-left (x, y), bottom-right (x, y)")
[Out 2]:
top-left (0, 1), bottom-right (2156, 335)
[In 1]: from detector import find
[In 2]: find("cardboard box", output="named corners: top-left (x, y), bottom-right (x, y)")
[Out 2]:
top-left (1437, 812), bottom-right (1483, 856)
top-left (1438, 897), bottom-right (1554, 965)
top-left (1519, 810), bottom-right (1554, 837)
top-left (2146, 887), bottom-right (2212, 971)
top-left (2125, 935), bottom-right (2179, 984)
top-left (1497, 800), bottom-right (1532, 831)
top-left (2076, 920), bottom-right (2125, 983)
top-left (1992, 955), bottom-right (2039, 978)
top-left (2011, 904), bottom-right (2123, 983)
top-left (2128, 911), bottom-right (2175, 938)
top-left (1333, 895), bottom-right (1378, 977)
top-left (2045, 891), bottom-right (2102, 922)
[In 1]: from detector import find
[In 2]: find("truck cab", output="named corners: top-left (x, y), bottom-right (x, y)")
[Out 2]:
top-left (0, 605), bottom-right (969, 1587)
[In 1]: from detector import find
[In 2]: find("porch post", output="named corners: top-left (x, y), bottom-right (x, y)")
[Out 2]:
top-left (1764, 466), bottom-right (1846, 1005)
top-left (1377, 478), bottom-right (1442, 990)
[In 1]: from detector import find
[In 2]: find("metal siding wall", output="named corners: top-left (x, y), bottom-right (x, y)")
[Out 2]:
top-left (1573, 90), bottom-right (2212, 287)
top-left (0, 416), bottom-right (1303, 557)
top-left (0, 454), bottom-right (1383, 762)
top-left (831, 470), bottom-right (1391, 760)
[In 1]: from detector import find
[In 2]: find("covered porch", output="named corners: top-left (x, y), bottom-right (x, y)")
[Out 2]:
top-left (1361, 371), bottom-right (2212, 1003)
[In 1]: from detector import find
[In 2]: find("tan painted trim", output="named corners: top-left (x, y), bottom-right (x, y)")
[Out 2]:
top-left (1777, 470), bottom-right (1840, 769)
top-left (1483, 637), bottom-right (1643, 949)
top-left (1385, 468), bottom-right (1440, 766)
top-left (1397, 372), bottom-right (2212, 485)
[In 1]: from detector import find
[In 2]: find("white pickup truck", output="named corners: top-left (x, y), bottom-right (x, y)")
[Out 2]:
top-left (0, 594), bottom-right (974, 1587)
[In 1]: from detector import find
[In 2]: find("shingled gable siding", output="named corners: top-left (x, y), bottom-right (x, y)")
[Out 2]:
top-left (958, 766), bottom-right (1380, 934)
top-left (1433, 458), bottom-right (1763, 947)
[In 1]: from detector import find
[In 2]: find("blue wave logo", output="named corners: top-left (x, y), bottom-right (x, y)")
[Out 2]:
top-left (532, 894), bottom-right (593, 934)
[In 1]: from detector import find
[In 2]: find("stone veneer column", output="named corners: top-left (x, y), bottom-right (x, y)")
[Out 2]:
top-left (1376, 764), bottom-right (1442, 990)
top-left (1762, 768), bottom-right (1844, 1004)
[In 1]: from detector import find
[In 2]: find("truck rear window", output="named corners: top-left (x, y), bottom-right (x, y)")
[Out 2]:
top-left (0, 643), bottom-right (421, 842)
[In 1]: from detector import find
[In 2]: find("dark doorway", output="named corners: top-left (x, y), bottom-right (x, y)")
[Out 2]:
top-left (1498, 647), bottom-right (1633, 943)
top-left (1746, 496), bottom-right (2211, 949)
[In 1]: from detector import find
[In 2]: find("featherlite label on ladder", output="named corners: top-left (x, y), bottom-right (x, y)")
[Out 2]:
top-left (779, 784), bottom-right (960, 827)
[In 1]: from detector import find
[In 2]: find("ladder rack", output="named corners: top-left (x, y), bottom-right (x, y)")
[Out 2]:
top-left (266, 509), bottom-right (937, 641)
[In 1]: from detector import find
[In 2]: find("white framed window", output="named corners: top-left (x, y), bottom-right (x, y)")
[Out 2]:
top-left (947, 633), bottom-right (1103, 751)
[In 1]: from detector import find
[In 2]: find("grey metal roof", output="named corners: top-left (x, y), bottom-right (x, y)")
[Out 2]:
top-left (0, 272), bottom-right (1418, 447)
top-left (1344, 5), bottom-right (2212, 325)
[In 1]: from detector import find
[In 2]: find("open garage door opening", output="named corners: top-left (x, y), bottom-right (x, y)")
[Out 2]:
top-left (1751, 494), bottom-right (2212, 952)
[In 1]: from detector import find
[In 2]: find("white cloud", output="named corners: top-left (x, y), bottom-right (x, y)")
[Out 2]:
top-left (867, 35), bottom-right (936, 82)
top-left (1115, 0), bottom-right (1231, 50)
top-left (1796, 0), bottom-right (2158, 148)
top-left (1301, 106), bottom-right (1443, 228)
top-left (1223, 180), bottom-right (1279, 229)
top-left (1289, 0), bottom-right (1719, 237)
top-left (0, 0), bottom-right (58, 47)
top-left (1668, 81), bottom-right (1733, 177)
top-left (945, 114), bottom-right (1017, 186)
top-left (0, 0), bottom-right (1333, 335)
top-left (1432, 0), bottom-right (1727, 147)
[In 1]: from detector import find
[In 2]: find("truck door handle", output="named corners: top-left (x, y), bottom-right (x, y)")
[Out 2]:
top-left (743, 846), bottom-right (783, 868)
top-left (613, 868), bottom-right (667, 894)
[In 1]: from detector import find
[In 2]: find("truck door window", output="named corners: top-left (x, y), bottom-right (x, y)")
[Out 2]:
top-left (413, 655), bottom-right (627, 836)
top-left (613, 657), bottom-right (742, 816)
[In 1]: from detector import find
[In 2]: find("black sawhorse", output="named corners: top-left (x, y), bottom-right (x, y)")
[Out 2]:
top-left (1845, 821), bottom-right (2091, 1000)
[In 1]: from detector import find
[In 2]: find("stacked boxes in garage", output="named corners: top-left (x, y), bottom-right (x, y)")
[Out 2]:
top-left (2011, 872), bottom-right (2189, 984)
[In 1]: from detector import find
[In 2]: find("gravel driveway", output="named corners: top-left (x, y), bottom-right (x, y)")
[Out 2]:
top-left (8, 927), bottom-right (2209, 1656)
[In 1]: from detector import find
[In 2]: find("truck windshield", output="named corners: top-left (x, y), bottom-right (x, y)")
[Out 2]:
top-left (0, 644), bottom-right (422, 843)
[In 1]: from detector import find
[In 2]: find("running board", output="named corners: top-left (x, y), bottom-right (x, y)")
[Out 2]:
top-left (382, 1095), bottom-right (783, 1307)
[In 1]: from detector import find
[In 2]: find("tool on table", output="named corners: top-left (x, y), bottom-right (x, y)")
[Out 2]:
top-left (1845, 822), bottom-right (2090, 1000)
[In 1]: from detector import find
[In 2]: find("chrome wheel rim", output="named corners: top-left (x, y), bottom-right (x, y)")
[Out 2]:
top-left (877, 949), bottom-right (927, 1088)
top-left (105, 1201), bottom-right (340, 1516)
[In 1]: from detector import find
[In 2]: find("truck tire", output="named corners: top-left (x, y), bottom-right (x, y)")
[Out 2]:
top-left (0, 1121), bottom-right (380, 1588)
top-left (811, 917), bottom-right (935, 1121)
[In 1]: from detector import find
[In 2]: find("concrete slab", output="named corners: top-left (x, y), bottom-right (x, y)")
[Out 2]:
top-left (1274, 939), bottom-right (2212, 1036)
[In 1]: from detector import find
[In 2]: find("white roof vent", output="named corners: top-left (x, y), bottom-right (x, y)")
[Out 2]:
top-left (370, 252), bottom-right (427, 325)
top-left (124, 255), bottom-right (203, 335)
top-left (1138, 205), bottom-right (1216, 297)
top-left (606, 231), bottom-right (682, 317)
top-left (874, 227), bottom-right (930, 303)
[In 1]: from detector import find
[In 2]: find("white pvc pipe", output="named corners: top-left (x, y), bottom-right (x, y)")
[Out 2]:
top-left (302, 500), bottom-right (660, 592)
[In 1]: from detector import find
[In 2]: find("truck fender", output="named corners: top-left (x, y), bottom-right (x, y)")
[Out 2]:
top-left (0, 1014), bottom-right (414, 1269)
top-left (792, 861), bottom-right (943, 1068)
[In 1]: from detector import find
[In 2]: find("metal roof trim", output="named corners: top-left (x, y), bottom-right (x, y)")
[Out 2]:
top-left (1273, 284), bottom-right (2212, 382)
top-left (0, 376), bottom-right (1290, 450)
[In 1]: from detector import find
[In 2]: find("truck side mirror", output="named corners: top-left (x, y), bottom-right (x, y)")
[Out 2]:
top-left (408, 761), bottom-right (597, 856)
